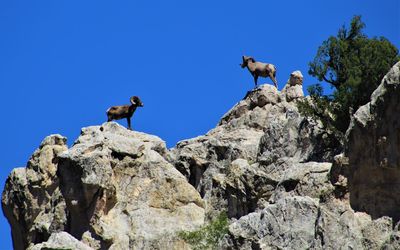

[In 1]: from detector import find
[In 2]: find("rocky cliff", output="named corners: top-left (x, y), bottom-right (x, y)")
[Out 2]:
top-left (2, 64), bottom-right (400, 249)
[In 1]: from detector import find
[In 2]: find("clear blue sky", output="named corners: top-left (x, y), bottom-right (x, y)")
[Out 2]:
top-left (0, 1), bottom-right (399, 249)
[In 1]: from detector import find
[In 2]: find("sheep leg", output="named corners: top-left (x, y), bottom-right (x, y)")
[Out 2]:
top-left (253, 75), bottom-right (258, 86)
top-left (269, 72), bottom-right (278, 88)
top-left (127, 117), bottom-right (132, 130)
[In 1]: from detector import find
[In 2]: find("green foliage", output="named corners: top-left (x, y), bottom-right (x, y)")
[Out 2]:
top-left (297, 84), bottom-right (342, 137)
top-left (300, 15), bottom-right (399, 134)
top-left (178, 212), bottom-right (229, 250)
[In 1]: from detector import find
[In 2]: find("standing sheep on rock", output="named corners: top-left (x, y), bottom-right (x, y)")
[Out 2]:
top-left (240, 55), bottom-right (278, 88)
top-left (106, 96), bottom-right (144, 130)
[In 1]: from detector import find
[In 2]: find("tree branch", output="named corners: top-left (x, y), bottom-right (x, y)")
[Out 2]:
top-left (322, 75), bottom-right (340, 88)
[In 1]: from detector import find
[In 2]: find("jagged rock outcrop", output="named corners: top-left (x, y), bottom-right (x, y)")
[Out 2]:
top-left (2, 65), bottom-right (400, 249)
top-left (224, 62), bottom-right (400, 249)
top-left (3, 123), bottom-right (204, 249)
top-left (171, 72), bottom-right (338, 221)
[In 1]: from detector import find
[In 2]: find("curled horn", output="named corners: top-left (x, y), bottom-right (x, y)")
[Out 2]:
top-left (130, 96), bottom-right (136, 105)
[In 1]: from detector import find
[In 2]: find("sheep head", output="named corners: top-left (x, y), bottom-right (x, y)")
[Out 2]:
top-left (240, 55), bottom-right (255, 68)
top-left (130, 96), bottom-right (144, 107)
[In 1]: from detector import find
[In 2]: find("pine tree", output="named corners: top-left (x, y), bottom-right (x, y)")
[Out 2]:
top-left (299, 15), bottom-right (399, 136)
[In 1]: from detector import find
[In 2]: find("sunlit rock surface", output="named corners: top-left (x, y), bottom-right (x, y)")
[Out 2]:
top-left (3, 65), bottom-right (400, 249)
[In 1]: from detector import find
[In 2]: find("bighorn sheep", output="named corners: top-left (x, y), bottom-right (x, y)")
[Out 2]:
top-left (240, 55), bottom-right (278, 88)
top-left (106, 96), bottom-right (144, 130)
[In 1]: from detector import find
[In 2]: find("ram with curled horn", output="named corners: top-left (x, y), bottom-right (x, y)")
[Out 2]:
top-left (106, 96), bottom-right (144, 130)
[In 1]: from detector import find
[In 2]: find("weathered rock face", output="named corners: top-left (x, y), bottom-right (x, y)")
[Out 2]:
top-left (228, 196), bottom-right (320, 249)
top-left (3, 123), bottom-right (204, 250)
top-left (2, 135), bottom-right (68, 250)
top-left (345, 62), bottom-right (400, 222)
top-left (3, 65), bottom-right (400, 249)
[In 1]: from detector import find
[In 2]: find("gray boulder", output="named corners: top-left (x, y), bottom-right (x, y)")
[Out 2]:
top-left (281, 70), bottom-right (304, 102)
top-left (29, 232), bottom-right (93, 250)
